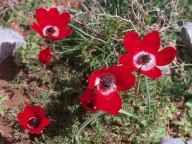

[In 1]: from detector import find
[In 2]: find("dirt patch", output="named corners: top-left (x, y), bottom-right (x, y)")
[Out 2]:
top-left (0, 56), bottom-right (29, 142)
top-left (0, 80), bottom-right (7, 90)
top-left (0, 55), bottom-right (28, 113)
top-left (0, 134), bottom-right (10, 144)
top-left (0, 118), bottom-right (12, 138)
top-left (3, 93), bottom-right (29, 109)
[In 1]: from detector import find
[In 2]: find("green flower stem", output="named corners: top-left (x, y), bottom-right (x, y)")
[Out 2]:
top-left (75, 111), bottom-right (106, 143)
top-left (119, 109), bottom-right (139, 120)
top-left (144, 76), bottom-right (151, 119)
top-left (135, 72), bottom-right (142, 94)
top-left (51, 41), bottom-right (58, 61)
top-left (75, 109), bottom-right (139, 143)
top-left (43, 64), bottom-right (47, 76)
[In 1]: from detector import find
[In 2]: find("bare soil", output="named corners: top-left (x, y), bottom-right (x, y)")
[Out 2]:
top-left (0, 56), bottom-right (29, 143)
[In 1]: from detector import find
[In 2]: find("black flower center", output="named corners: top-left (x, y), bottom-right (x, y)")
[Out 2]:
top-left (100, 77), bottom-right (113, 88)
top-left (135, 54), bottom-right (151, 66)
top-left (86, 102), bottom-right (94, 109)
top-left (46, 27), bottom-right (56, 35)
top-left (28, 117), bottom-right (40, 128)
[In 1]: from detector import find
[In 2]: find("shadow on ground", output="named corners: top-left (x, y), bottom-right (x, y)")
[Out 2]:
top-left (0, 133), bottom-right (10, 144)
top-left (0, 56), bottom-right (19, 82)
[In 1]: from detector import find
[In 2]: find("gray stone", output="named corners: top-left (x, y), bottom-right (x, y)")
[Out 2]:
top-left (0, 28), bottom-right (26, 63)
top-left (187, 139), bottom-right (192, 144)
top-left (160, 138), bottom-right (185, 144)
top-left (158, 65), bottom-right (171, 76)
top-left (181, 22), bottom-right (192, 49)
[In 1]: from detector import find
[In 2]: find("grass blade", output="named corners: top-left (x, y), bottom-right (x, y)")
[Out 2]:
top-left (75, 111), bottom-right (106, 143)
top-left (119, 109), bottom-right (139, 120)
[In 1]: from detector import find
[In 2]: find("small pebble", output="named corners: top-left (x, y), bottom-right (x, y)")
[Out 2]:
top-left (160, 138), bottom-right (185, 144)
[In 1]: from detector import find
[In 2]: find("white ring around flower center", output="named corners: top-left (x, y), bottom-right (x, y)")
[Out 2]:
top-left (133, 51), bottom-right (156, 71)
top-left (27, 117), bottom-right (38, 129)
top-left (43, 26), bottom-right (59, 37)
top-left (95, 72), bottom-right (117, 95)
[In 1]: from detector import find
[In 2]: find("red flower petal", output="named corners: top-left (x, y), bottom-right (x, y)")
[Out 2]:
top-left (123, 31), bottom-right (141, 54)
top-left (108, 66), bottom-right (136, 91)
top-left (35, 8), bottom-right (49, 26)
top-left (156, 47), bottom-right (177, 66)
top-left (29, 117), bottom-right (50, 134)
top-left (18, 112), bottom-right (29, 129)
top-left (18, 105), bottom-right (38, 129)
top-left (35, 8), bottom-right (60, 25)
top-left (80, 88), bottom-right (95, 102)
top-left (39, 117), bottom-right (50, 128)
top-left (118, 54), bottom-right (137, 71)
top-left (38, 47), bottom-right (52, 64)
top-left (59, 12), bottom-right (70, 27)
top-left (18, 105), bottom-right (50, 134)
top-left (96, 90), bottom-right (122, 115)
top-left (80, 88), bottom-right (99, 112)
top-left (31, 7), bottom-right (72, 40)
top-left (47, 7), bottom-right (60, 22)
top-left (141, 66), bottom-right (162, 79)
top-left (141, 31), bottom-right (160, 54)
top-left (57, 28), bottom-right (72, 40)
top-left (33, 106), bottom-right (50, 128)
top-left (49, 9), bottom-right (63, 27)
top-left (30, 23), bottom-right (43, 36)
top-left (36, 106), bottom-right (46, 118)
top-left (23, 105), bottom-right (37, 119)
top-left (88, 68), bottom-right (107, 90)
top-left (30, 127), bottom-right (43, 134)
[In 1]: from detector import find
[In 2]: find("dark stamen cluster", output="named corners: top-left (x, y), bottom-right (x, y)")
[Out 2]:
top-left (28, 117), bottom-right (40, 128)
top-left (100, 77), bottom-right (113, 88)
top-left (136, 54), bottom-right (151, 66)
top-left (86, 102), bottom-right (94, 109)
top-left (46, 27), bottom-right (56, 35)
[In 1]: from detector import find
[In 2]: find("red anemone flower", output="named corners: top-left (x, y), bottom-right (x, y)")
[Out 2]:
top-left (79, 88), bottom-right (100, 112)
top-left (118, 31), bottom-right (177, 79)
top-left (38, 47), bottom-right (52, 64)
top-left (31, 7), bottom-right (72, 40)
top-left (18, 105), bottom-right (50, 134)
top-left (87, 66), bottom-right (136, 115)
